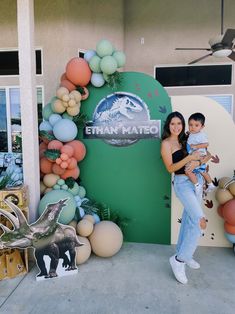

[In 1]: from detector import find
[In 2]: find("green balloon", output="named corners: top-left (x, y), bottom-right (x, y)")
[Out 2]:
top-left (113, 51), bottom-right (126, 67)
top-left (68, 182), bottom-right (80, 196)
top-left (100, 56), bottom-right (118, 75)
top-left (38, 190), bottom-right (76, 224)
top-left (96, 39), bottom-right (114, 57)
top-left (89, 55), bottom-right (102, 73)
top-left (42, 102), bottom-right (54, 121)
top-left (62, 112), bottom-right (73, 120)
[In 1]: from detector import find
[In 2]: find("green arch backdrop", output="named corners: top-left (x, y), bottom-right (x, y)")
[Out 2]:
top-left (79, 72), bottom-right (172, 244)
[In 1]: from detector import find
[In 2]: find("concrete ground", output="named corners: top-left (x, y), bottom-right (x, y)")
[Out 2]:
top-left (0, 243), bottom-right (235, 314)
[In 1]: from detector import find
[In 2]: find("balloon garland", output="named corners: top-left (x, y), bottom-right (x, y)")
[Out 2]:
top-left (38, 39), bottom-right (125, 264)
top-left (215, 173), bottom-right (235, 251)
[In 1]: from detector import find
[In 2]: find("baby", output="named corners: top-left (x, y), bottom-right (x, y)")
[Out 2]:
top-left (186, 112), bottom-right (215, 196)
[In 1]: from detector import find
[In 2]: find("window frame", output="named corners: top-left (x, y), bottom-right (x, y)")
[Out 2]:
top-left (0, 47), bottom-right (43, 77)
top-left (0, 85), bottom-right (44, 153)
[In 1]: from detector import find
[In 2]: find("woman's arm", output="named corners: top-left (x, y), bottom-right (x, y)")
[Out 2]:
top-left (185, 151), bottom-right (212, 172)
top-left (191, 142), bottom-right (209, 149)
top-left (161, 140), bottom-right (200, 174)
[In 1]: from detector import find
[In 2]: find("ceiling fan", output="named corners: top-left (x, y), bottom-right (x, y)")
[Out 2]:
top-left (175, 0), bottom-right (235, 64)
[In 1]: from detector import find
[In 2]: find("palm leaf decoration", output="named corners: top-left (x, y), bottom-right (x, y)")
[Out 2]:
top-left (73, 112), bottom-right (88, 129)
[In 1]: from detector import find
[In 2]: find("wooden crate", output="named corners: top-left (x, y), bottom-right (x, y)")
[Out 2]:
top-left (0, 185), bottom-right (28, 209)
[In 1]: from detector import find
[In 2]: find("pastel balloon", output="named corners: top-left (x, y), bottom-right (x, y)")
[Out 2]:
top-left (96, 39), bottom-right (114, 57)
top-left (49, 114), bottom-right (62, 126)
top-left (60, 79), bottom-right (76, 92)
top-left (84, 50), bottom-right (96, 62)
top-left (67, 140), bottom-right (86, 161)
top-left (42, 102), bottom-right (54, 121)
top-left (89, 55), bottom-right (102, 73)
top-left (91, 73), bottom-right (105, 87)
top-left (66, 57), bottom-right (91, 87)
top-left (39, 121), bottom-right (53, 132)
top-left (112, 51), bottom-right (126, 67)
top-left (53, 119), bottom-right (77, 142)
top-left (100, 56), bottom-right (118, 75)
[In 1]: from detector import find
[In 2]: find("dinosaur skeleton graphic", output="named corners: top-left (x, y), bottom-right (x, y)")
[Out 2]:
top-left (0, 199), bottom-right (83, 279)
top-left (94, 96), bottom-right (143, 122)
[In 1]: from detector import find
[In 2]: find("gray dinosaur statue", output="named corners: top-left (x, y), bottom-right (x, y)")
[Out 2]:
top-left (0, 199), bottom-right (83, 279)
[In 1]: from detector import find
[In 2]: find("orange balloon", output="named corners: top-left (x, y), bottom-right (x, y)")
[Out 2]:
top-left (40, 157), bottom-right (53, 174)
top-left (52, 163), bottom-right (65, 175)
top-left (48, 140), bottom-right (63, 150)
top-left (66, 57), bottom-right (91, 87)
top-left (60, 79), bottom-right (76, 92)
top-left (223, 199), bottom-right (235, 225)
top-left (60, 144), bottom-right (74, 157)
top-left (67, 140), bottom-right (86, 162)
top-left (217, 205), bottom-right (224, 218)
top-left (67, 157), bottom-right (77, 169)
top-left (60, 72), bottom-right (67, 81)
top-left (224, 222), bottom-right (235, 235)
top-left (60, 166), bottom-right (80, 180)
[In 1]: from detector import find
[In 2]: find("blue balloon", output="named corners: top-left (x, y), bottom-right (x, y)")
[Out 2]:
top-left (84, 50), bottom-right (96, 63)
top-left (92, 213), bottom-right (101, 224)
top-left (224, 232), bottom-right (235, 243)
top-left (39, 120), bottom-right (53, 132)
top-left (53, 119), bottom-right (77, 142)
top-left (49, 113), bottom-right (62, 126)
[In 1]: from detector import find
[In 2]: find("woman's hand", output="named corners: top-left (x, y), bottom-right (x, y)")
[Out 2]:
top-left (189, 151), bottom-right (201, 161)
top-left (185, 160), bottom-right (200, 172)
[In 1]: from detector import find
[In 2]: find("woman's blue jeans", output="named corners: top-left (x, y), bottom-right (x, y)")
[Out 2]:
top-left (173, 174), bottom-right (204, 262)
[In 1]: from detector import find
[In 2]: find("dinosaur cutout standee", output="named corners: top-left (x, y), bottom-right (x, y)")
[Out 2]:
top-left (0, 199), bottom-right (83, 280)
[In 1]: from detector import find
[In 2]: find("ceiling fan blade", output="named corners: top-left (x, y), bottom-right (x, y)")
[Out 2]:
top-left (175, 48), bottom-right (211, 51)
top-left (228, 51), bottom-right (235, 61)
top-left (221, 29), bottom-right (235, 46)
top-left (188, 53), bottom-right (213, 64)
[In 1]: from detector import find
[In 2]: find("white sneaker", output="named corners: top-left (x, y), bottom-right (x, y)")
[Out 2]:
top-left (205, 184), bottom-right (216, 194)
top-left (169, 255), bottom-right (188, 284)
top-left (186, 259), bottom-right (200, 269)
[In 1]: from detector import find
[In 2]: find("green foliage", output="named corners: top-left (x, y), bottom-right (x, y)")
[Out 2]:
top-left (65, 177), bottom-right (76, 189)
top-left (0, 174), bottom-right (11, 190)
top-left (73, 112), bottom-right (88, 129)
top-left (80, 199), bottom-right (130, 231)
top-left (44, 149), bottom-right (60, 161)
top-left (106, 71), bottom-right (123, 90)
top-left (39, 131), bottom-right (55, 142)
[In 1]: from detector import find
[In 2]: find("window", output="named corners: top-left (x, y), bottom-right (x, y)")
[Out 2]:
top-left (0, 87), bottom-right (43, 153)
top-left (0, 49), bottom-right (42, 76)
top-left (154, 64), bottom-right (232, 87)
top-left (206, 94), bottom-right (233, 116)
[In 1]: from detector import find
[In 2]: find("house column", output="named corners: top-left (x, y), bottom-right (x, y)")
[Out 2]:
top-left (17, 0), bottom-right (40, 223)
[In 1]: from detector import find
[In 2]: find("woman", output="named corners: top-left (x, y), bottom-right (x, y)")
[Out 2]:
top-left (161, 111), bottom-right (209, 284)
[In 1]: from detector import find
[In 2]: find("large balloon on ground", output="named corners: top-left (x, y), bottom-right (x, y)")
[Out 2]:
top-left (89, 221), bottom-right (123, 257)
top-left (38, 189), bottom-right (76, 224)
top-left (66, 57), bottom-right (91, 87)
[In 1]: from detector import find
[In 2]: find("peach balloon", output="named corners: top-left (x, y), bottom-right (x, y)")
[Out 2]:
top-left (48, 140), bottom-right (63, 150)
top-left (60, 79), bottom-right (76, 92)
top-left (224, 222), bottom-right (235, 235)
top-left (222, 199), bottom-right (235, 225)
top-left (60, 144), bottom-right (74, 157)
top-left (40, 157), bottom-right (53, 174)
top-left (66, 57), bottom-right (91, 87)
top-left (52, 163), bottom-right (66, 175)
top-left (217, 205), bottom-right (224, 218)
top-left (60, 166), bottom-right (80, 179)
top-left (67, 157), bottom-right (77, 169)
top-left (60, 72), bottom-right (67, 81)
top-left (67, 140), bottom-right (86, 162)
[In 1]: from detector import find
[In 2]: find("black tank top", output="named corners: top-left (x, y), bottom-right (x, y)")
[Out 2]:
top-left (172, 149), bottom-right (186, 175)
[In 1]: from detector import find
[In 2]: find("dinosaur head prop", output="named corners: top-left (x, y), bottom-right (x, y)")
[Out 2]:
top-left (0, 198), bottom-right (68, 249)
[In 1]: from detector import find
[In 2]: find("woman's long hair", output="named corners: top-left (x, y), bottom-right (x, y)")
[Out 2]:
top-left (162, 111), bottom-right (187, 150)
